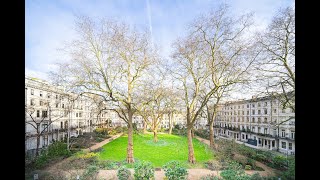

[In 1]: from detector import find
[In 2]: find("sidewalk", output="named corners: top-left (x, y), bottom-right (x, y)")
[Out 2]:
top-left (83, 133), bottom-right (123, 152)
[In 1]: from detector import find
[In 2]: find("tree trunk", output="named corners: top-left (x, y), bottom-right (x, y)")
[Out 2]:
top-left (153, 129), bottom-right (158, 142)
top-left (36, 135), bottom-right (40, 157)
top-left (191, 128), bottom-right (194, 138)
top-left (127, 111), bottom-right (134, 163)
top-left (187, 126), bottom-right (196, 163)
top-left (36, 125), bottom-right (40, 157)
top-left (143, 120), bottom-right (147, 134)
top-left (168, 113), bottom-right (173, 134)
top-left (209, 122), bottom-right (214, 148)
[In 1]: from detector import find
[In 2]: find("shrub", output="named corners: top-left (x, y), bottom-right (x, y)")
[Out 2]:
top-left (281, 157), bottom-right (295, 180)
top-left (77, 152), bottom-right (98, 160)
top-left (250, 173), bottom-right (263, 180)
top-left (255, 154), bottom-right (267, 163)
top-left (117, 166), bottom-right (131, 180)
top-left (245, 165), bottom-right (252, 170)
top-left (98, 160), bottom-right (122, 169)
top-left (273, 155), bottom-right (287, 169)
top-left (134, 161), bottom-right (154, 180)
top-left (220, 161), bottom-right (251, 180)
top-left (200, 174), bottom-right (222, 180)
top-left (162, 161), bottom-right (188, 180)
top-left (247, 158), bottom-right (256, 169)
top-left (194, 129), bottom-right (210, 140)
top-left (34, 153), bottom-right (49, 169)
top-left (83, 165), bottom-right (99, 179)
top-left (205, 160), bottom-right (222, 171)
top-left (94, 128), bottom-right (109, 135)
top-left (47, 141), bottom-right (71, 158)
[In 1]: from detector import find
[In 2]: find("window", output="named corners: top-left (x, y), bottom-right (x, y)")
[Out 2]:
top-left (258, 103), bottom-right (261, 107)
top-left (30, 99), bottom-right (35, 105)
top-left (31, 89), bottom-right (34, 95)
top-left (252, 117), bottom-right (255, 123)
top-left (264, 117), bottom-right (267, 123)
top-left (281, 130), bottom-right (286, 137)
top-left (289, 143), bottom-right (292, 150)
top-left (252, 104), bottom-right (255, 108)
top-left (61, 122), bottom-right (63, 129)
top-left (238, 105), bottom-right (240, 109)
top-left (281, 142), bottom-right (286, 149)
top-left (264, 102), bottom-right (268, 106)
top-left (247, 104), bottom-right (249, 108)
top-left (246, 117), bottom-right (249, 122)
top-left (242, 134), bottom-right (244, 139)
top-left (247, 111), bottom-right (249, 115)
top-left (291, 131), bottom-right (295, 139)
top-left (258, 110), bottom-right (261, 114)
top-left (258, 127), bottom-right (261, 133)
top-left (242, 111), bottom-right (244, 115)
top-left (264, 128), bottom-right (267, 134)
top-left (40, 101), bottom-right (43, 106)
top-left (42, 111), bottom-right (48, 118)
top-left (252, 127), bottom-right (255, 132)
top-left (47, 93), bottom-right (51, 98)
top-left (40, 91), bottom-right (42, 97)
top-left (56, 95), bottom-right (58, 99)
top-left (258, 117), bottom-right (261, 123)
top-left (242, 117), bottom-right (244, 122)
top-left (252, 110), bottom-right (255, 115)
top-left (56, 103), bottom-right (58, 108)
top-left (273, 109), bottom-right (277, 113)
top-left (79, 113), bottom-right (82, 117)
top-left (76, 113), bottom-right (78, 117)
top-left (37, 110), bottom-right (40, 117)
top-left (264, 109), bottom-right (267, 114)
top-left (62, 104), bottom-right (64, 108)
top-left (246, 135), bottom-right (248, 139)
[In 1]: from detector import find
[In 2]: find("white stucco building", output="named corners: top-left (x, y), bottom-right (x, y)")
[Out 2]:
top-left (213, 95), bottom-right (295, 155)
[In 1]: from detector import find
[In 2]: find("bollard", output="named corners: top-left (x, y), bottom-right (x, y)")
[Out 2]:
top-left (33, 174), bottom-right (38, 180)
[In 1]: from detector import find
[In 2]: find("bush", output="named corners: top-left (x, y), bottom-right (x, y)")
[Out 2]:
top-left (273, 155), bottom-right (287, 169)
top-left (255, 153), bottom-right (267, 163)
top-left (77, 152), bottom-right (98, 159)
top-left (247, 158), bottom-right (256, 169)
top-left (162, 161), bottom-right (188, 180)
top-left (205, 160), bottom-right (222, 171)
top-left (134, 161), bottom-right (154, 180)
top-left (200, 174), bottom-right (222, 180)
top-left (33, 153), bottom-right (49, 169)
top-left (194, 129), bottom-right (210, 140)
top-left (117, 166), bottom-right (131, 180)
top-left (250, 173), bottom-right (263, 180)
top-left (220, 161), bottom-right (251, 180)
top-left (83, 165), bottom-right (99, 179)
top-left (47, 141), bottom-right (71, 158)
top-left (94, 128), bottom-right (109, 135)
top-left (98, 160), bottom-right (122, 169)
top-left (281, 157), bottom-right (295, 180)
top-left (245, 165), bottom-right (252, 170)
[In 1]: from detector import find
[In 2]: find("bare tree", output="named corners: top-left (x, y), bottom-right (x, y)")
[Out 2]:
top-left (171, 4), bottom-right (254, 163)
top-left (254, 6), bottom-right (295, 122)
top-left (26, 101), bottom-right (64, 157)
top-left (52, 16), bottom-right (156, 163)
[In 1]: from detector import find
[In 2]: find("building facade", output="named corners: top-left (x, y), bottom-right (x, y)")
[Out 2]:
top-left (213, 96), bottom-right (295, 155)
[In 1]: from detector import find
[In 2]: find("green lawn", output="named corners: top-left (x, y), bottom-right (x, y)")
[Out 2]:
top-left (98, 133), bottom-right (215, 168)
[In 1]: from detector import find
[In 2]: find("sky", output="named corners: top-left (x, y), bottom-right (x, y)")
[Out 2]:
top-left (25, 0), bottom-right (294, 99)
